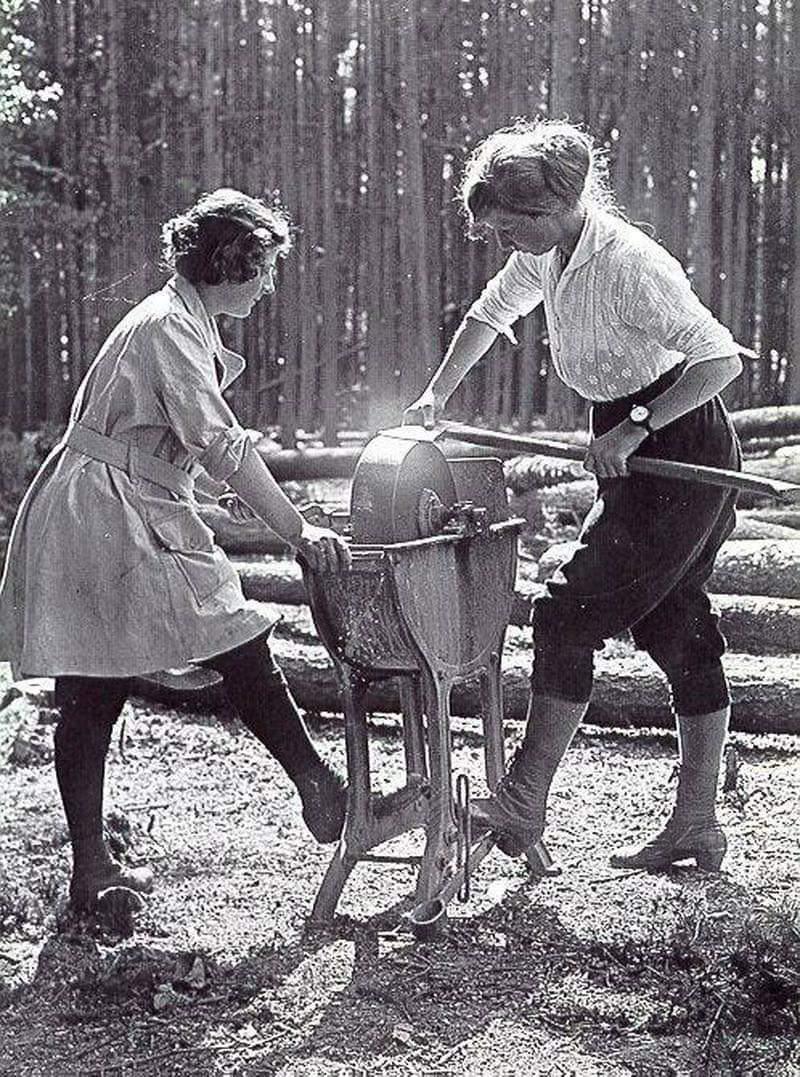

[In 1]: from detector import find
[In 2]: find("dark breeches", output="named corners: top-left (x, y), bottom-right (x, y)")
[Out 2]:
top-left (532, 369), bottom-right (739, 717)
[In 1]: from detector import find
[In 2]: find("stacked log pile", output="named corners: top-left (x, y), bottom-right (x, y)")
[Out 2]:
top-left (134, 530), bottom-right (800, 733)
top-left (137, 406), bottom-right (800, 733)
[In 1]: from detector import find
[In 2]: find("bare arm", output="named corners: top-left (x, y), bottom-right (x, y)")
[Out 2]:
top-left (404, 317), bottom-right (499, 427)
top-left (226, 446), bottom-right (351, 572)
top-left (644, 354), bottom-right (742, 431)
top-left (585, 354), bottom-right (742, 479)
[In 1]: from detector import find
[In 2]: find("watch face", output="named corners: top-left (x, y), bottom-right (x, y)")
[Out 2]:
top-left (630, 405), bottom-right (651, 423)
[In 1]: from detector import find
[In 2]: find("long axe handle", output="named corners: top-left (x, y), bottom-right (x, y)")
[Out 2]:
top-left (437, 421), bottom-right (800, 504)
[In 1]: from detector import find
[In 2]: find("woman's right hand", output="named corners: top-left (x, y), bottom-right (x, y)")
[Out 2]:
top-left (402, 387), bottom-right (441, 430)
top-left (295, 522), bottom-right (352, 574)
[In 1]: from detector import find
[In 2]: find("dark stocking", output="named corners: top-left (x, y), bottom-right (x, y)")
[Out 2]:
top-left (54, 676), bottom-right (129, 870)
top-left (203, 632), bottom-right (346, 842)
top-left (203, 632), bottom-right (321, 779)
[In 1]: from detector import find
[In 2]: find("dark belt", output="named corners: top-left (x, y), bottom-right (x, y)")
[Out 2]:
top-left (64, 422), bottom-right (195, 498)
top-left (590, 363), bottom-right (687, 436)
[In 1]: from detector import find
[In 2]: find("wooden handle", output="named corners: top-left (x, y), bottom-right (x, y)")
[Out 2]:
top-left (437, 421), bottom-right (800, 504)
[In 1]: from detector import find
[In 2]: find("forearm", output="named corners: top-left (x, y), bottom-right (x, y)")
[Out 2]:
top-left (647, 354), bottom-right (742, 431)
top-left (225, 443), bottom-right (304, 546)
top-left (586, 354), bottom-right (742, 478)
top-left (428, 317), bottom-right (499, 404)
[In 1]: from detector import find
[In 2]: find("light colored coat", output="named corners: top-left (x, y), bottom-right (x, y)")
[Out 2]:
top-left (467, 209), bottom-right (755, 401)
top-left (0, 276), bottom-right (271, 678)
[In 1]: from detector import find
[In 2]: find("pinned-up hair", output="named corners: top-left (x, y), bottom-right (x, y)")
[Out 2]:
top-left (459, 119), bottom-right (616, 236)
top-left (161, 188), bottom-right (294, 285)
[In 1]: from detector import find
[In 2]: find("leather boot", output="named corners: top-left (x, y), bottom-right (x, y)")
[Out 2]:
top-left (69, 856), bottom-right (155, 912)
top-left (471, 695), bottom-right (586, 857)
top-left (294, 759), bottom-right (347, 844)
top-left (610, 708), bottom-right (729, 872)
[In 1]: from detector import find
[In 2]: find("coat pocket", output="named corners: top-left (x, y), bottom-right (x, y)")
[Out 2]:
top-left (149, 508), bottom-right (229, 604)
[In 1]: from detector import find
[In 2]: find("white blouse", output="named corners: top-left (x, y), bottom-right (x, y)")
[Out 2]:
top-left (466, 210), bottom-right (755, 402)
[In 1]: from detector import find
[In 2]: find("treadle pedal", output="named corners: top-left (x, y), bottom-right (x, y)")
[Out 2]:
top-left (525, 838), bottom-right (563, 878)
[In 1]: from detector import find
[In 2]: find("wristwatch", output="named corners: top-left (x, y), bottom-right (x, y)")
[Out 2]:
top-left (628, 403), bottom-right (655, 436)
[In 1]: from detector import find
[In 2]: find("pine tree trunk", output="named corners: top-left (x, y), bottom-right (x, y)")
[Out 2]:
top-left (785, 0), bottom-right (800, 404)
top-left (546, 0), bottom-right (585, 430)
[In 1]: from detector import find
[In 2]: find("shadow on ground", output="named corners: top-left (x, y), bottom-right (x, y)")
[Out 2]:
top-left (2, 864), bottom-right (798, 1077)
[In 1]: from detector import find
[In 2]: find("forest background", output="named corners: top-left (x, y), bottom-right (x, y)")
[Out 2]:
top-left (1, 0), bottom-right (800, 445)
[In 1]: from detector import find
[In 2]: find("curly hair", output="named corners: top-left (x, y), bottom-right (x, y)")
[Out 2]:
top-left (161, 188), bottom-right (294, 285)
top-left (458, 119), bottom-right (617, 235)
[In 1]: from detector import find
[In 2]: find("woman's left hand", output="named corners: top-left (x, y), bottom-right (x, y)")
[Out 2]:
top-left (583, 419), bottom-right (649, 479)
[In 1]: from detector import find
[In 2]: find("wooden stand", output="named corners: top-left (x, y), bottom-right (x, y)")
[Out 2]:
top-left (303, 519), bottom-right (557, 934)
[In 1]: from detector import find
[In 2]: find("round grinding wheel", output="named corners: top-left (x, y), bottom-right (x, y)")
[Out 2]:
top-left (350, 429), bottom-right (458, 544)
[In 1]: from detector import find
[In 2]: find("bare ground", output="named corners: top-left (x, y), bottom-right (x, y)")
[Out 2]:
top-left (0, 656), bottom-right (798, 1077)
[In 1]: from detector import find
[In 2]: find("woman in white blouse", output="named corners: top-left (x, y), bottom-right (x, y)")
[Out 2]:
top-left (0, 189), bottom-right (351, 911)
top-left (405, 120), bottom-right (751, 874)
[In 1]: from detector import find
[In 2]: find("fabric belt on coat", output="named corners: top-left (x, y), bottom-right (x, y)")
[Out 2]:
top-left (64, 422), bottom-right (195, 498)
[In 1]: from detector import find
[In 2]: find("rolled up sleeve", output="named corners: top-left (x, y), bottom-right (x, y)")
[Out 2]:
top-left (618, 252), bottom-right (756, 366)
top-left (150, 314), bottom-right (252, 483)
top-left (466, 252), bottom-right (545, 344)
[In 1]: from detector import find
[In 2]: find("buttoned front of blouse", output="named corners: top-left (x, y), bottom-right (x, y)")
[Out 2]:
top-left (0, 276), bottom-right (272, 678)
top-left (466, 210), bottom-right (754, 402)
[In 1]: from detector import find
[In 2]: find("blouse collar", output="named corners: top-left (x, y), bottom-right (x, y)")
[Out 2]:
top-left (549, 208), bottom-right (617, 280)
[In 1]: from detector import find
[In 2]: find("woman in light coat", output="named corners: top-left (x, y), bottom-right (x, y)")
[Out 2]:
top-left (0, 188), bottom-right (351, 911)
top-left (405, 120), bottom-right (753, 873)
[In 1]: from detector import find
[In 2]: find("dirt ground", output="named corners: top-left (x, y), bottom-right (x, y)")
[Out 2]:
top-left (0, 654), bottom-right (798, 1077)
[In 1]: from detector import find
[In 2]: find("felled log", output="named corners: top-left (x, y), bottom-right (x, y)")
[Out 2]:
top-left (505, 455), bottom-right (587, 494)
top-left (508, 589), bottom-right (800, 657)
top-left (738, 507), bottom-right (800, 531)
top-left (743, 445), bottom-right (800, 487)
top-left (234, 556), bottom-right (307, 603)
top-left (233, 556), bottom-right (541, 631)
top-left (730, 405), bottom-right (800, 441)
top-left (512, 480), bottom-right (800, 540)
top-left (726, 518), bottom-right (800, 540)
top-left (247, 417), bottom-right (800, 486)
top-left (538, 538), bottom-right (800, 599)
top-left (710, 593), bottom-right (800, 654)
top-left (233, 555), bottom-right (800, 656)
top-left (131, 610), bottom-right (800, 733)
top-left (511, 554), bottom-right (800, 653)
top-left (256, 445), bottom-right (361, 480)
top-left (740, 434), bottom-right (800, 455)
top-left (707, 539), bottom-right (800, 597)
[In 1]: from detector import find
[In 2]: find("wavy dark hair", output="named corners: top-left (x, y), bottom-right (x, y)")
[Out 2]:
top-left (161, 188), bottom-right (294, 285)
top-left (459, 118), bottom-right (618, 236)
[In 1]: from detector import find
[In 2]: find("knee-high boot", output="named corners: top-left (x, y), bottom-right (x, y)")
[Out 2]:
top-left (471, 694), bottom-right (586, 857)
top-left (610, 707), bottom-right (729, 871)
top-left (54, 679), bottom-right (153, 909)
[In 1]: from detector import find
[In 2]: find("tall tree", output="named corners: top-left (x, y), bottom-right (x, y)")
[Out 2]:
top-left (316, 0), bottom-right (339, 444)
top-left (788, 0), bottom-right (800, 403)
top-left (546, 0), bottom-right (585, 429)
top-left (2, 0), bottom-right (797, 432)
